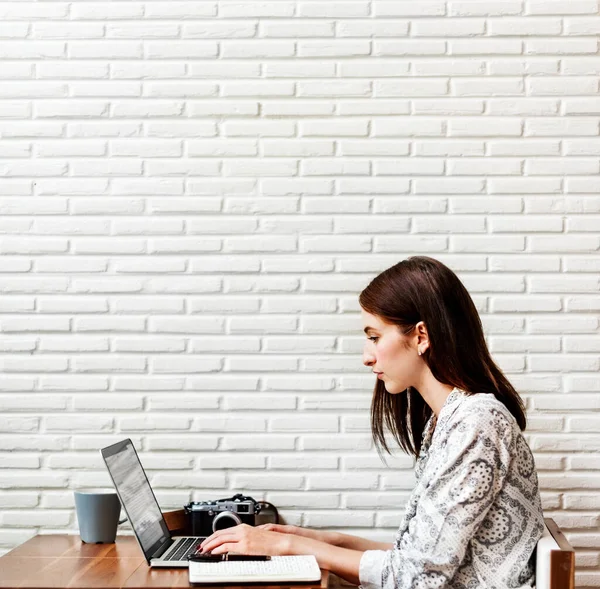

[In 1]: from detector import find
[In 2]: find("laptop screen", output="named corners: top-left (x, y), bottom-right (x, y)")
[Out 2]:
top-left (101, 439), bottom-right (172, 561)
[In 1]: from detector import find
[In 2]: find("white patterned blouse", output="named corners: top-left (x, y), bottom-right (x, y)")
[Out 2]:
top-left (359, 387), bottom-right (545, 589)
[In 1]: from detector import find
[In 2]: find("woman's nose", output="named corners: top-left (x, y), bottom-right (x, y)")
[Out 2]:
top-left (363, 348), bottom-right (375, 366)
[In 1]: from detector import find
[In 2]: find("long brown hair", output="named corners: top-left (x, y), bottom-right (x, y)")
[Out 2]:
top-left (359, 256), bottom-right (527, 458)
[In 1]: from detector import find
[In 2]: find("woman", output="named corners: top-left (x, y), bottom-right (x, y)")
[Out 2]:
top-left (199, 256), bottom-right (545, 588)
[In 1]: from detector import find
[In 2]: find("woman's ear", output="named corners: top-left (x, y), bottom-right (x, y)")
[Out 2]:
top-left (415, 321), bottom-right (430, 354)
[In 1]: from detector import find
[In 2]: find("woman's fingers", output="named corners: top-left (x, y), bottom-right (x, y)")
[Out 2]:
top-left (257, 523), bottom-right (294, 534)
top-left (201, 532), bottom-right (239, 553)
top-left (257, 523), bottom-right (283, 532)
top-left (200, 526), bottom-right (241, 549)
top-left (209, 542), bottom-right (237, 556)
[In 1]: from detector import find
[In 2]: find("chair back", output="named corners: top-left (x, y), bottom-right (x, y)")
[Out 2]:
top-left (536, 518), bottom-right (575, 589)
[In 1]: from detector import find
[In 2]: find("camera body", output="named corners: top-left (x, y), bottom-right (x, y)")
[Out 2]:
top-left (184, 493), bottom-right (261, 536)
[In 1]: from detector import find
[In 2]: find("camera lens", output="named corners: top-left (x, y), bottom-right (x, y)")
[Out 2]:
top-left (212, 511), bottom-right (242, 533)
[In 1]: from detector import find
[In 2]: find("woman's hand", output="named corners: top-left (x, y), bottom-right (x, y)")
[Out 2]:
top-left (257, 523), bottom-right (339, 546)
top-left (199, 523), bottom-right (364, 586)
top-left (199, 524), bottom-right (293, 556)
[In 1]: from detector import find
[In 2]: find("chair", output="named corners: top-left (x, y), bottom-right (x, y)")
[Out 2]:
top-left (537, 518), bottom-right (575, 589)
top-left (163, 508), bottom-right (189, 535)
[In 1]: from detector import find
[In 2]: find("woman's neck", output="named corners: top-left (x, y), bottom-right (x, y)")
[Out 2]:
top-left (413, 371), bottom-right (456, 417)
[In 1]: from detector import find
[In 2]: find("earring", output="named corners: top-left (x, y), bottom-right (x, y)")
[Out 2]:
top-left (418, 350), bottom-right (422, 356)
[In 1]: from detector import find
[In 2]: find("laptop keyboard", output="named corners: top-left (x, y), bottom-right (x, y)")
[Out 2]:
top-left (164, 537), bottom-right (200, 561)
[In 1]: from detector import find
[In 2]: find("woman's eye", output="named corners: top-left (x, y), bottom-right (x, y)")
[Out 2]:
top-left (368, 336), bottom-right (378, 342)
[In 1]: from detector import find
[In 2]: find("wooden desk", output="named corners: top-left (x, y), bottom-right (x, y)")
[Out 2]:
top-left (0, 535), bottom-right (330, 589)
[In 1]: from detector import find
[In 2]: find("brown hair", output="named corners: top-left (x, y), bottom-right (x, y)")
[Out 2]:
top-left (359, 256), bottom-right (527, 458)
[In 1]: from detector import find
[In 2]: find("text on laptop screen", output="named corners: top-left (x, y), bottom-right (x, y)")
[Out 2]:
top-left (104, 443), bottom-right (167, 552)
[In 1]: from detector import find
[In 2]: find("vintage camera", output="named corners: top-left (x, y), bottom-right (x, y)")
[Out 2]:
top-left (184, 493), bottom-right (261, 536)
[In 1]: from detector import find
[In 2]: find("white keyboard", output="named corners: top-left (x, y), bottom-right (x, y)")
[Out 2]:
top-left (189, 555), bottom-right (322, 584)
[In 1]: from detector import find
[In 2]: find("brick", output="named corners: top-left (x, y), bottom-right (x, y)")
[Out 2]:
top-left (111, 63), bottom-right (186, 80)
top-left (0, 160), bottom-right (67, 177)
top-left (152, 356), bottom-right (222, 373)
top-left (565, 16), bottom-right (600, 34)
top-left (0, 83), bottom-right (65, 99)
top-left (341, 178), bottom-right (411, 195)
top-left (414, 18), bottom-right (485, 36)
top-left (526, 38), bottom-right (598, 54)
top-left (489, 178), bottom-right (562, 194)
top-left (119, 416), bottom-right (190, 431)
top-left (452, 236), bottom-right (525, 253)
top-left (449, 1), bottom-right (523, 16)
top-left (530, 235), bottom-right (599, 252)
top-left (527, 0), bottom-right (599, 14)
top-left (301, 120), bottom-right (369, 137)
top-left (450, 39), bottom-right (523, 54)
top-left (375, 40), bottom-right (446, 56)
top-left (415, 140), bottom-right (484, 156)
top-left (224, 120), bottom-right (295, 137)
top-left (489, 140), bottom-right (560, 156)
top-left (34, 22), bottom-right (104, 39)
top-left (67, 123), bottom-right (141, 141)
top-left (0, 122), bottom-right (63, 139)
top-left (69, 41), bottom-right (142, 59)
top-left (489, 17), bottom-right (561, 35)
top-left (529, 77), bottom-right (598, 96)
top-left (0, 41), bottom-right (65, 59)
top-left (0, 277), bottom-right (68, 293)
top-left (0, 142), bottom-right (31, 158)
top-left (145, 83), bottom-right (218, 98)
top-left (414, 216), bottom-right (486, 233)
top-left (490, 256), bottom-right (559, 273)
top-left (37, 141), bottom-right (106, 157)
top-left (0, 493), bottom-right (39, 508)
top-left (448, 158), bottom-right (521, 176)
top-left (37, 62), bottom-right (108, 79)
top-left (340, 140), bottom-right (410, 157)
top-left (0, 63), bottom-right (32, 78)
top-left (376, 79), bottom-right (448, 97)
top-left (413, 99), bottom-right (483, 115)
top-left (298, 41), bottom-right (370, 57)
top-left (146, 41), bottom-right (218, 59)
top-left (111, 139), bottom-right (181, 157)
top-left (453, 78), bottom-right (524, 96)
top-left (107, 23), bottom-right (180, 39)
top-left (531, 276), bottom-right (600, 295)
top-left (416, 178), bottom-right (485, 194)
top-left (449, 118), bottom-right (522, 137)
top-left (308, 473), bottom-right (378, 490)
top-left (526, 158), bottom-right (599, 175)
top-left (298, 81), bottom-right (371, 98)
top-left (488, 98), bottom-right (559, 116)
top-left (223, 41), bottom-right (295, 58)
top-left (337, 20), bottom-right (409, 37)
top-left (489, 216), bottom-right (563, 232)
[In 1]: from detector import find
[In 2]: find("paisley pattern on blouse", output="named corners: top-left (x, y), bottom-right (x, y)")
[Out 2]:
top-left (359, 388), bottom-right (545, 589)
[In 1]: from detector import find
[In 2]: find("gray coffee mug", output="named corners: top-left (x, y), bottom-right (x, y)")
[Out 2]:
top-left (74, 490), bottom-right (125, 543)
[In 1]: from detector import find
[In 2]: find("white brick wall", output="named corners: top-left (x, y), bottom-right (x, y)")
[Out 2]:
top-left (0, 0), bottom-right (599, 585)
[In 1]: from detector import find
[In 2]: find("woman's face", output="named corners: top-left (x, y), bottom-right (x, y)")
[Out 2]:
top-left (361, 310), bottom-right (425, 394)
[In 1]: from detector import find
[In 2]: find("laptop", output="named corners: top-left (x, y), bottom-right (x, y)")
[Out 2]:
top-left (100, 438), bottom-right (205, 568)
top-left (101, 438), bottom-right (322, 584)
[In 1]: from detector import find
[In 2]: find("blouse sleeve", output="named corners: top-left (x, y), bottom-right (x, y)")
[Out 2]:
top-left (359, 407), bottom-right (514, 589)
